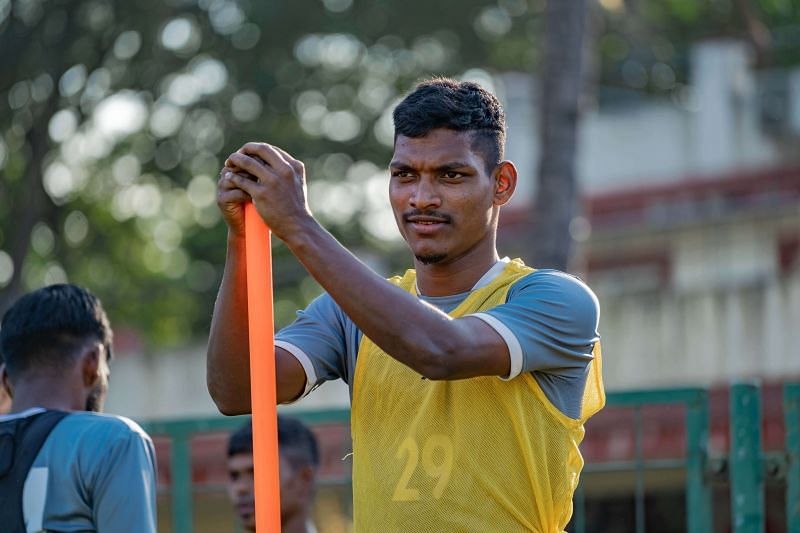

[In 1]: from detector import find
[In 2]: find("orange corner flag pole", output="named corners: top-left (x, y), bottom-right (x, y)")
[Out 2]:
top-left (244, 202), bottom-right (282, 532)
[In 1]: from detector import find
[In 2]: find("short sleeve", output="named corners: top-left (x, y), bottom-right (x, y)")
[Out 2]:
top-left (275, 292), bottom-right (350, 398)
top-left (92, 422), bottom-right (157, 532)
top-left (470, 270), bottom-right (600, 381)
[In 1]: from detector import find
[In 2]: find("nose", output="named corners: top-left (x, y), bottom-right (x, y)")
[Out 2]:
top-left (233, 478), bottom-right (252, 496)
top-left (409, 178), bottom-right (441, 210)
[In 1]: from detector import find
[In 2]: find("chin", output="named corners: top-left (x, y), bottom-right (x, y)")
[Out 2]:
top-left (409, 244), bottom-right (448, 265)
top-left (415, 253), bottom-right (448, 265)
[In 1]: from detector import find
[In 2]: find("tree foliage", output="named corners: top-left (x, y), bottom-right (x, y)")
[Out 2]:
top-left (1, 0), bottom-right (798, 345)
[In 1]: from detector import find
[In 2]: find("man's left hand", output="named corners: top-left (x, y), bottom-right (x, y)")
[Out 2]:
top-left (224, 142), bottom-right (313, 241)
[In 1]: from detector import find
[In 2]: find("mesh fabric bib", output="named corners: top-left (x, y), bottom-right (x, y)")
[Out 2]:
top-left (351, 259), bottom-right (604, 532)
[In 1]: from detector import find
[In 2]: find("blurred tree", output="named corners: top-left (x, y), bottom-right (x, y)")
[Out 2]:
top-left (530, 0), bottom-right (591, 270)
top-left (0, 0), bottom-right (542, 345)
top-left (1, 0), bottom-right (798, 346)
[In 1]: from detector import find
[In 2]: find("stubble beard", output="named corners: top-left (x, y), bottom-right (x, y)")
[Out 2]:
top-left (415, 253), bottom-right (447, 265)
top-left (84, 384), bottom-right (106, 412)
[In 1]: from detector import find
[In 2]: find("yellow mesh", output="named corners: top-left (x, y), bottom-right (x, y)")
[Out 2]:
top-left (351, 259), bottom-right (605, 532)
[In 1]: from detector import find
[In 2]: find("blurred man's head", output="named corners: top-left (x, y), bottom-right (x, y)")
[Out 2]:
top-left (227, 416), bottom-right (319, 531)
top-left (0, 284), bottom-right (113, 413)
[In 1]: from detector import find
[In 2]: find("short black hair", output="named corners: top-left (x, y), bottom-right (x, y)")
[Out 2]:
top-left (228, 416), bottom-right (319, 470)
top-left (393, 77), bottom-right (506, 172)
top-left (0, 284), bottom-right (112, 381)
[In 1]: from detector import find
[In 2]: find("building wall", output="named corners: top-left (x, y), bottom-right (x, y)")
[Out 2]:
top-left (105, 345), bottom-right (350, 420)
top-left (590, 226), bottom-right (800, 390)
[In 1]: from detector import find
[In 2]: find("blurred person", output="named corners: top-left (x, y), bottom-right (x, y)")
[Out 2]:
top-left (228, 416), bottom-right (319, 532)
top-left (0, 284), bottom-right (157, 532)
top-left (208, 78), bottom-right (603, 531)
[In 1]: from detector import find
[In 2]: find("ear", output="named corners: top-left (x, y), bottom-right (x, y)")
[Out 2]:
top-left (492, 161), bottom-right (517, 207)
top-left (81, 344), bottom-right (102, 388)
top-left (1, 364), bottom-right (12, 398)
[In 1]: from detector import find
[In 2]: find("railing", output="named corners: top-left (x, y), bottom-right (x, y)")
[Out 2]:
top-left (142, 384), bottom-right (799, 533)
top-left (786, 383), bottom-right (800, 533)
top-left (141, 410), bottom-right (350, 533)
top-left (570, 387), bottom-right (712, 533)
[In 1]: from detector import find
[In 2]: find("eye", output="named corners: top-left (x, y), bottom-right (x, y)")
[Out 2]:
top-left (442, 171), bottom-right (464, 180)
top-left (391, 170), bottom-right (415, 181)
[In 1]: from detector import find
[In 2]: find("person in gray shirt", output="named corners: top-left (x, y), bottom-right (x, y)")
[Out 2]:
top-left (0, 284), bottom-right (157, 533)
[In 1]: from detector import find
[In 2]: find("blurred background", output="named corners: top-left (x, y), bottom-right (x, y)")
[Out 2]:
top-left (1, 0), bottom-right (799, 531)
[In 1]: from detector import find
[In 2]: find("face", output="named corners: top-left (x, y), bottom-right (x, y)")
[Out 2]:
top-left (84, 344), bottom-right (110, 412)
top-left (278, 453), bottom-right (314, 524)
top-left (389, 128), bottom-right (515, 266)
top-left (227, 452), bottom-right (313, 530)
top-left (227, 453), bottom-right (256, 531)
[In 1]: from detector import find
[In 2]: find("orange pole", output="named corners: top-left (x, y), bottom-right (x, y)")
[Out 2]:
top-left (244, 202), bottom-right (282, 532)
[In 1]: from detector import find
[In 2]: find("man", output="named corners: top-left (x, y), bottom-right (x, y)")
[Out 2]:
top-left (0, 284), bottom-right (157, 532)
top-left (208, 78), bottom-right (604, 531)
top-left (227, 416), bottom-right (319, 532)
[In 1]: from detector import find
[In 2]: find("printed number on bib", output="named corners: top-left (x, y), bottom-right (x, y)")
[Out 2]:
top-left (392, 434), bottom-right (453, 501)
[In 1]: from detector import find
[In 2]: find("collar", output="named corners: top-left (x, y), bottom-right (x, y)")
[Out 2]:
top-left (0, 407), bottom-right (46, 422)
top-left (415, 257), bottom-right (510, 296)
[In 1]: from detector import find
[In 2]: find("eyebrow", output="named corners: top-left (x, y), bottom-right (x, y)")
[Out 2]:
top-left (389, 161), bottom-right (476, 171)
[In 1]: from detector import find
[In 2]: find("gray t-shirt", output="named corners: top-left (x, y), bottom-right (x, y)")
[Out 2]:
top-left (276, 259), bottom-right (600, 419)
top-left (0, 407), bottom-right (157, 533)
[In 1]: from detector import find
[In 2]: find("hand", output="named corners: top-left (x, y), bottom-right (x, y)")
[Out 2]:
top-left (216, 166), bottom-right (251, 238)
top-left (222, 142), bottom-right (313, 241)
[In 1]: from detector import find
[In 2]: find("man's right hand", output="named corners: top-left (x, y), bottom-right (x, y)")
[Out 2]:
top-left (217, 166), bottom-right (251, 239)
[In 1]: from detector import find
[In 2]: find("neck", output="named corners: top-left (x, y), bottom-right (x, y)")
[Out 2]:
top-left (282, 510), bottom-right (311, 533)
top-left (9, 377), bottom-right (84, 414)
top-left (414, 234), bottom-right (500, 297)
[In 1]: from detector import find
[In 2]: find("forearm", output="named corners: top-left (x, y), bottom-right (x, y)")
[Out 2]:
top-left (207, 233), bottom-right (308, 411)
top-left (206, 233), bottom-right (252, 414)
top-left (284, 220), bottom-right (501, 379)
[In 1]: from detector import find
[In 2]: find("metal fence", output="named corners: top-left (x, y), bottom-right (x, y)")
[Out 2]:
top-left (142, 383), bottom-right (800, 533)
top-left (570, 387), bottom-right (712, 533)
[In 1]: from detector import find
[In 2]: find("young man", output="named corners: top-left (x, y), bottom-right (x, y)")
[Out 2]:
top-left (227, 416), bottom-right (319, 532)
top-left (0, 284), bottom-right (157, 532)
top-left (208, 78), bottom-right (604, 531)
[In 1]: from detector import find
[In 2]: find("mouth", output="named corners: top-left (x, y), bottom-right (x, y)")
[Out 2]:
top-left (236, 502), bottom-right (255, 517)
top-left (405, 214), bottom-right (450, 235)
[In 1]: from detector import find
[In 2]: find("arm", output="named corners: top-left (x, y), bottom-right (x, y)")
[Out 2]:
top-left (92, 430), bottom-right (159, 532)
top-left (225, 143), bottom-right (512, 381)
top-left (207, 169), bottom-right (307, 414)
top-left (475, 270), bottom-right (599, 375)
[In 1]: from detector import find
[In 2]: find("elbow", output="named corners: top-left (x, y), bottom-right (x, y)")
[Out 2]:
top-left (419, 364), bottom-right (453, 381)
top-left (414, 341), bottom-right (459, 381)
top-left (212, 394), bottom-right (251, 416)
top-left (207, 377), bottom-right (251, 416)
top-left (216, 401), bottom-right (250, 417)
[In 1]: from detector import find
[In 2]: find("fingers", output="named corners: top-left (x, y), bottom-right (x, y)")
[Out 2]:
top-left (217, 169), bottom-right (251, 203)
top-left (226, 152), bottom-right (272, 183)
top-left (270, 145), bottom-right (305, 174)
top-left (226, 171), bottom-right (260, 197)
top-left (218, 167), bottom-right (249, 187)
top-left (217, 186), bottom-right (250, 205)
top-left (239, 142), bottom-right (294, 176)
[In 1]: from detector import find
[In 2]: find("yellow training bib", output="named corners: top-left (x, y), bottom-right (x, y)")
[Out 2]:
top-left (351, 259), bottom-right (604, 532)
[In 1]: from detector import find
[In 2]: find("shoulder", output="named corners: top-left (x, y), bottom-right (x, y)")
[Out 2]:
top-left (57, 412), bottom-right (153, 446)
top-left (511, 269), bottom-right (597, 303)
top-left (508, 269), bottom-right (599, 321)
